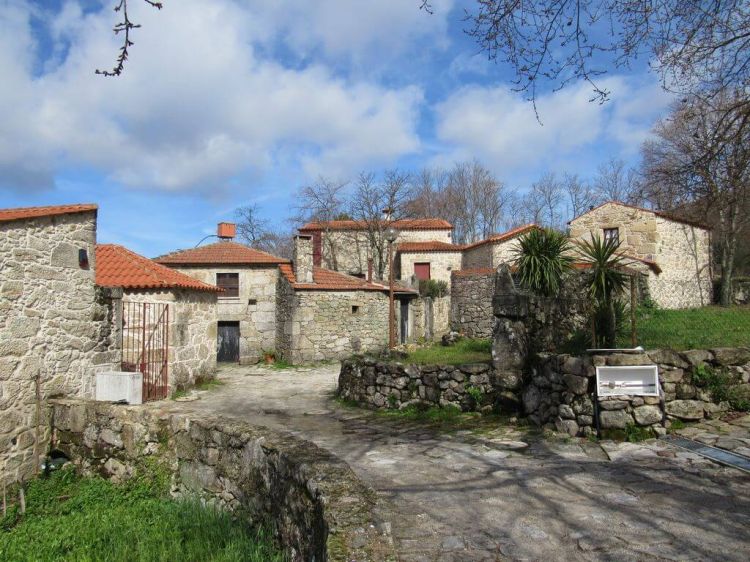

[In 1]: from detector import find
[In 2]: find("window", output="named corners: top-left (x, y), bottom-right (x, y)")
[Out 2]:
top-left (603, 228), bottom-right (619, 245)
top-left (216, 273), bottom-right (239, 298)
top-left (414, 262), bottom-right (431, 281)
top-left (351, 305), bottom-right (360, 314)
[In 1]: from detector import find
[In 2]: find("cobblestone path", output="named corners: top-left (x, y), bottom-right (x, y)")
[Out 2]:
top-left (158, 364), bottom-right (750, 561)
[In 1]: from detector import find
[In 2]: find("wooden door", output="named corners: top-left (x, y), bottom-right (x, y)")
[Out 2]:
top-left (400, 300), bottom-right (409, 344)
top-left (217, 321), bottom-right (240, 362)
top-left (414, 262), bottom-right (431, 281)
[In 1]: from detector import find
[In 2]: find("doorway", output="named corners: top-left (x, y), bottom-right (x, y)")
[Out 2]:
top-left (217, 321), bottom-right (240, 362)
top-left (400, 300), bottom-right (409, 344)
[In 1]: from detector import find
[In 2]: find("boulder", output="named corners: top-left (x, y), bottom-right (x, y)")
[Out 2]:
top-left (711, 347), bottom-right (750, 366)
top-left (665, 400), bottom-right (705, 420)
top-left (599, 400), bottom-right (628, 410)
top-left (555, 417), bottom-right (579, 437)
top-left (682, 349), bottom-right (713, 367)
top-left (441, 331), bottom-right (462, 346)
top-left (563, 374), bottom-right (588, 394)
top-left (522, 385), bottom-right (542, 413)
top-left (660, 368), bottom-right (685, 383)
top-left (600, 409), bottom-right (633, 429)
top-left (562, 356), bottom-right (584, 376)
top-left (493, 370), bottom-right (522, 390)
top-left (633, 405), bottom-right (662, 426)
top-left (606, 353), bottom-right (652, 367)
top-left (647, 349), bottom-right (688, 369)
top-left (558, 404), bottom-right (575, 420)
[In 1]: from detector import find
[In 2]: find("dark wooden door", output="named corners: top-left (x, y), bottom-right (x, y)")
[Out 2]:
top-left (217, 321), bottom-right (240, 362)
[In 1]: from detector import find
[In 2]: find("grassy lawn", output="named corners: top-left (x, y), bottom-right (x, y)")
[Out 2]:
top-left (0, 467), bottom-right (282, 562)
top-left (404, 339), bottom-right (492, 365)
top-left (620, 305), bottom-right (750, 350)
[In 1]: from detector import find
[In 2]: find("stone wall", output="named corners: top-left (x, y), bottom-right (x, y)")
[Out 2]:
top-left (398, 251), bottom-right (462, 284)
top-left (732, 277), bottom-right (750, 305)
top-left (450, 269), bottom-right (495, 338)
top-left (408, 296), bottom-right (449, 341)
top-left (276, 285), bottom-right (389, 364)
top-left (171, 265), bottom-right (279, 363)
top-left (569, 202), bottom-right (712, 308)
top-left (122, 289), bottom-right (217, 391)
top-left (523, 348), bottom-right (750, 436)
top-left (50, 400), bottom-right (393, 562)
top-left (462, 238), bottom-right (520, 269)
top-left (338, 358), bottom-right (505, 412)
top-left (1, 211), bottom-right (120, 484)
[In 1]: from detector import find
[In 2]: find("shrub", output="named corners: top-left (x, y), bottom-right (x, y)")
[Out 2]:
top-left (465, 385), bottom-right (484, 410)
top-left (692, 364), bottom-right (750, 411)
top-left (419, 279), bottom-right (449, 298)
top-left (513, 228), bottom-right (574, 297)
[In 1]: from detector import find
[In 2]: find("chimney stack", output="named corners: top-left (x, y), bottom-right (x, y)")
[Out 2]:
top-left (367, 258), bottom-right (373, 282)
top-left (293, 235), bottom-right (314, 284)
top-left (217, 222), bottom-right (236, 239)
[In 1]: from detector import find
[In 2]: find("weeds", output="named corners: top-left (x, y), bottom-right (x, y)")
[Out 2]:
top-left (692, 364), bottom-right (750, 411)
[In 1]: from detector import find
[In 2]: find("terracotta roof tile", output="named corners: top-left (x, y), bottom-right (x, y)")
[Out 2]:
top-left (462, 224), bottom-right (540, 250)
top-left (0, 203), bottom-right (97, 223)
top-left (398, 241), bottom-right (464, 253)
top-left (155, 240), bottom-right (289, 266)
top-left (569, 201), bottom-right (712, 230)
top-left (96, 244), bottom-right (221, 292)
top-left (279, 264), bottom-right (417, 293)
top-left (299, 218), bottom-right (452, 231)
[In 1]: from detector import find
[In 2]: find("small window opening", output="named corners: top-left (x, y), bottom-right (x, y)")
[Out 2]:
top-left (352, 305), bottom-right (360, 314)
top-left (603, 228), bottom-right (619, 245)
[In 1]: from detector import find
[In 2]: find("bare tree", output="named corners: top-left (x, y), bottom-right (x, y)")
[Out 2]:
top-left (592, 158), bottom-right (640, 204)
top-left (97, 0), bottom-right (163, 76)
top-left (563, 173), bottom-right (598, 222)
top-left (455, 1), bottom-right (750, 115)
top-left (294, 177), bottom-right (348, 270)
top-left (641, 93), bottom-right (750, 305)
top-left (234, 204), bottom-right (294, 259)
top-left (527, 172), bottom-right (565, 230)
top-left (349, 170), bottom-right (415, 279)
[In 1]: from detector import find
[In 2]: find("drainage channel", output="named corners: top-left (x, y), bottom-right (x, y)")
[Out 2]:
top-left (660, 434), bottom-right (750, 474)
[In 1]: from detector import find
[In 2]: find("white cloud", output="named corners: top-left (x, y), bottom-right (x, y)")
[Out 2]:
top-left (0, 0), bottom-right (425, 193)
top-left (433, 76), bottom-right (674, 172)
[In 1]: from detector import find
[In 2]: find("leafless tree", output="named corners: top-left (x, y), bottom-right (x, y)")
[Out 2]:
top-left (562, 172), bottom-right (598, 221)
top-left (592, 158), bottom-right (641, 204)
top-left (294, 177), bottom-right (348, 270)
top-left (234, 204), bottom-right (294, 259)
top-left (97, 0), bottom-right (163, 76)
top-left (349, 170), bottom-right (415, 279)
top-left (451, 1), bottom-right (750, 116)
top-left (641, 93), bottom-right (750, 305)
top-left (408, 161), bottom-right (508, 244)
top-left (526, 172), bottom-right (565, 230)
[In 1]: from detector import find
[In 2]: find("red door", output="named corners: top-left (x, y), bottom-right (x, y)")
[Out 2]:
top-left (414, 262), bottom-right (431, 281)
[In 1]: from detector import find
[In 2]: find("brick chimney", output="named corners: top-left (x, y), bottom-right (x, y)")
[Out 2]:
top-left (217, 222), bottom-right (236, 239)
top-left (293, 235), bottom-right (314, 283)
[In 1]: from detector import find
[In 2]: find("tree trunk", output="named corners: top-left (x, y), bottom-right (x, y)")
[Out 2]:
top-left (718, 204), bottom-right (739, 306)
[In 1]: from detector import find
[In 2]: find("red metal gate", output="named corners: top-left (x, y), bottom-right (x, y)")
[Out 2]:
top-left (121, 301), bottom-right (169, 401)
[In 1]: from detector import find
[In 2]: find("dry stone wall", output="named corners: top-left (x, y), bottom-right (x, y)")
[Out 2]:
top-left (1, 211), bottom-right (120, 484)
top-left (171, 266), bottom-right (278, 363)
top-left (122, 289), bottom-right (217, 390)
top-left (338, 358), bottom-right (505, 412)
top-left (450, 270), bottom-right (495, 338)
top-left (276, 285), bottom-right (389, 364)
top-left (50, 400), bottom-right (393, 562)
top-left (398, 251), bottom-right (462, 284)
top-left (524, 348), bottom-right (750, 436)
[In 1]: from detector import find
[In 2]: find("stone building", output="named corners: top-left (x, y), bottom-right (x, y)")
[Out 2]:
top-left (95, 244), bottom-right (220, 391)
top-left (569, 201), bottom-right (712, 308)
top-left (396, 241), bottom-right (464, 285)
top-left (155, 224), bottom-right (289, 364)
top-left (276, 235), bottom-right (417, 363)
top-left (0, 204), bottom-right (120, 483)
top-left (461, 224), bottom-right (539, 269)
top-left (298, 218), bottom-right (453, 280)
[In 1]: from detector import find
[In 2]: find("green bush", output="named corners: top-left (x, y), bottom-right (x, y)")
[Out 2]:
top-left (419, 279), bottom-right (449, 298)
top-left (513, 228), bottom-right (574, 297)
top-left (692, 364), bottom-right (750, 411)
top-left (465, 385), bottom-right (484, 410)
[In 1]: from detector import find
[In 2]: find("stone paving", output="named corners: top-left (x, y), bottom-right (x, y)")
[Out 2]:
top-left (156, 364), bottom-right (750, 561)
top-left (674, 415), bottom-right (750, 458)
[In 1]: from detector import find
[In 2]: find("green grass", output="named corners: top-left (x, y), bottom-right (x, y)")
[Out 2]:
top-left (403, 339), bottom-right (492, 365)
top-left (619, 305), bottom-right (750, 350)
top-left (195, 378), bottom-right (225, 391)
top-left (271, 359), bottom-right (294, 370)
top-left (0, 468), bottom-right (283, 562)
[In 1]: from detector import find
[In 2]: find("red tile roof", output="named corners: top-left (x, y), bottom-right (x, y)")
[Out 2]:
top-left (0, 203), bottom-right (98, 223)
top-left (96, 244), bottom-right (221, 293)
top-left (154, 240), bottom-right (289, 266)
top-left (569, 201), bottom-right (712, 230)
top-left (398, 241), bottom-right (464, 253)
top-left (279, 264), bottom-right (417, 293)
top-left (462, 224), bottom-right (540, 250)
top-left (299, 218), bottom-right (452, 232)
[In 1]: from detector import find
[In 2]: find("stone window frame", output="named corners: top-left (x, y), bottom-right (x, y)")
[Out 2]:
top-left (216, 272), bottom-right (240, 298)
top-left (603, 227), bottom-right (619, 245)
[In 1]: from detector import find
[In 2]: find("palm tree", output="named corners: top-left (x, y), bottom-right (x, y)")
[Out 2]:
top-left (576, 234), bottom-right (629, 347)
top-left (514, 228), bottom-right (574, 297)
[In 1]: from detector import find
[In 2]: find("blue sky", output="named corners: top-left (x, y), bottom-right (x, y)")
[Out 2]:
top-left (1, 0), bottom-right (673, 256)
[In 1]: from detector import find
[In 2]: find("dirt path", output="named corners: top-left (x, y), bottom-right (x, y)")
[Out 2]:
top-left (156, 364), bottom-right (750, 561)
